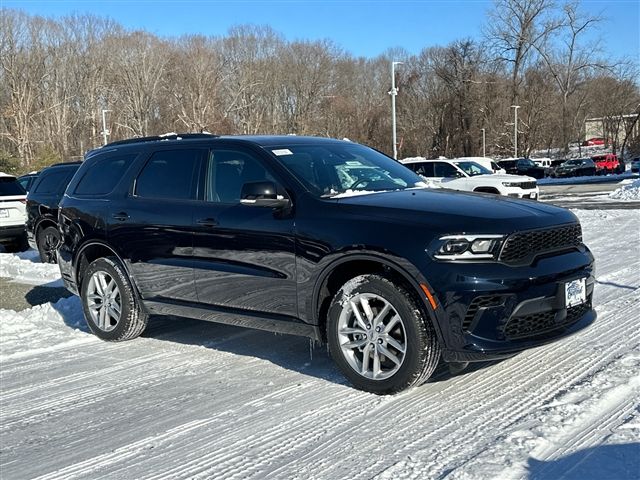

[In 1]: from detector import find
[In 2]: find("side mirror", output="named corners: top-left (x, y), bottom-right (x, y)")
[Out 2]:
top-left (240, 181), bottom-right (290, 208)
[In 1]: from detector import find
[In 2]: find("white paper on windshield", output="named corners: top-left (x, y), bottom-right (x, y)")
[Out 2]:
top-left (272, 149), bottom-right (293, 156)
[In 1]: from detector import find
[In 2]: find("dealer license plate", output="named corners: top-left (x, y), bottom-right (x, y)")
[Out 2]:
top-left (0, 209), bottom-right (8, 218)
top-left (565, 278), bottom-right (586, 308)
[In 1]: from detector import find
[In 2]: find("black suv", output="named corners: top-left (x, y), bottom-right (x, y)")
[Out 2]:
top-left (497, 158), bottom-right (546, 179)
top-left (26, 162), bottom-right (81, 262)
top-left (57, 134), bottom-right (596, 394)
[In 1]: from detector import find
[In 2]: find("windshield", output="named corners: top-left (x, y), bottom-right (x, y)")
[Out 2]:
top-left (269, 143), bottom-right (423, 197)
top-left (453, 161), bottom-right (492, 176)
top-left (565, 160), bottom-right (581, 166)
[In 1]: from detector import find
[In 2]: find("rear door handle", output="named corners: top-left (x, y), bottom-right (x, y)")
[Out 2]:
top-left (112, 212), bottom-right (130, 221)
top-left (196, 218), bottom-right (218, 227)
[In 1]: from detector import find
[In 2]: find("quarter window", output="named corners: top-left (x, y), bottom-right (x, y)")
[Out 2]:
top-left (75, 155), bottom-right (134, 195)
top-left (32, 170), bottom-right (73, 195)
top-left (135, 149), bottom-right (202, 200)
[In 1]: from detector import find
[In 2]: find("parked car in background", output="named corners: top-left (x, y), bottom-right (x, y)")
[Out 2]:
top-left (582, 137), bottom-right (607, 146)
top-left (591, 154), bottom-right (622, 174)
top-left (554, 159), bottom-right (597, 178)
top-left (497, 158), bottom-right (546, 179)
top-left (0, 172), bottom-right (27, 251)
top-left (455, 157), bottom-right (506, 174)
top-left (401, 158), bottom-right (539, 199)
top-left (26, 162), bottom-right (81, 263)
top-left (631, 157), bottom-right (640, 173)
top-left (17, 172), bottom-right (39, 193)
top-left (56, 134), bottom-right (596, 394)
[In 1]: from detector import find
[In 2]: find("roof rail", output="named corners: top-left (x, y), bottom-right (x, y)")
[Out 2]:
top-left (105, 133), bottom-right (217, 147)
top-left (49, 160), bottom-right (83, 167)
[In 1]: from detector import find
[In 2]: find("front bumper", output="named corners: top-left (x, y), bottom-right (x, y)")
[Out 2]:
top-left (502, 187), bottom-right (539, 200)
top-left (425, 248), bottom-right (596, 362)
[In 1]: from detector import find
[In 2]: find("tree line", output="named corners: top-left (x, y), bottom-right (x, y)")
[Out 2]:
top-left (1, 0), bottom-right (639, 173)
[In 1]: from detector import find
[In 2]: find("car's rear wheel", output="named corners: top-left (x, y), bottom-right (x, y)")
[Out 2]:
top-left (81, 257), bottom-right (148, 341)
top-left (327, 274), bottom-right (441, 394)
top-left (37, 225), bottom-right (60, 264)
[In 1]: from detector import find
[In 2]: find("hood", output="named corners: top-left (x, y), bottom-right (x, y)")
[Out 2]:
top-left (333, 188), bottom-right (577, 234)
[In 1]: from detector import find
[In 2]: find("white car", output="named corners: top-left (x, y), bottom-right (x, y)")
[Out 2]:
top-left (400, 159), bottom-right (539, 199)
top-left (532, 158), bottom-right (553, 169)
top-left (0, 172), bottom-right (27, 250)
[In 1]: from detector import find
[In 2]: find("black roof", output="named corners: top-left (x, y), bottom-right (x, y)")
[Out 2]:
top-left (83, 134), bottom-right (352, 160)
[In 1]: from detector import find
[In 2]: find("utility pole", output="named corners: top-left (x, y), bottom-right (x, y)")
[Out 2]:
top-left (481, 128), bottom-right (486, 158)
top-left (511, 105), bottom-right (520, 157)
top-left (389, 61), bottom-right (403, 159)
top-left (101, 109), bottom-right (111, 145)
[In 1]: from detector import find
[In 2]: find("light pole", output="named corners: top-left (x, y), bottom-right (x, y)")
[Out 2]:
top-left (481, 128), bottom-right (486, 158)
top-left (511, 105), bottom-right (520, 157)
top-left (389, 61), bottom-right (403, 159)
top-left (101, 109), bottom-right (111, 145)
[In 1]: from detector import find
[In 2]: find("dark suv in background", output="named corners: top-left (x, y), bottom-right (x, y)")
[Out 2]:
top-left (26, 162), bottom-right (81, 262)
top-left (57, 134), bottom-right (596, 394)
top-left (498, 158), bottom-right (546, 179)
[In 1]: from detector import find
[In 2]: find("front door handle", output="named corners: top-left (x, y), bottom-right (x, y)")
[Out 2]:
top-left (112, 212), bottom-right (130, 221)
top-left (196, 218), bottom-right (218, 227)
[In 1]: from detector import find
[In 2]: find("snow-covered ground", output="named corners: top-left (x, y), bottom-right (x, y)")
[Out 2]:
top-left (0, 249), bottom-right (62, 287)
top-left (1, 209), bottom-right (639, 479)
top-left (609, 179), bottom-right (640, 201)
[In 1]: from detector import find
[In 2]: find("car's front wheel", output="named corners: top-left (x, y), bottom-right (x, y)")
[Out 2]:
top-left (81, 257), bottom-right (148, 341)
top-left (327, 274), bottom-right (441, 394)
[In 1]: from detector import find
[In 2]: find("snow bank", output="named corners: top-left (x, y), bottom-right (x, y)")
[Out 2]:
top-left (0, 249), bottom-right (62, 286)
top-left (538, 171), bottom-right (636, 186)
top-left (609, 178), bottom-right (640, 200)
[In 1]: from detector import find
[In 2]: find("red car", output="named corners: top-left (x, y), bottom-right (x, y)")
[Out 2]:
top-left (582, 137), bottom-right (608, 146)
top-left (591, 153), bottom-right (622, 174)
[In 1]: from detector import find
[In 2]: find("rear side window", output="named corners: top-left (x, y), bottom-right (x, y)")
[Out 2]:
top-left (75, 154), bottom-right (134, 195)
top-left (32, 170), bottom-right (74, 195)
top-left (135, 149), bottom-right (202, 200)
top-left (411, 162), bottom-right (435, 177)
top-left (0, 177), bottom-right (25, 196)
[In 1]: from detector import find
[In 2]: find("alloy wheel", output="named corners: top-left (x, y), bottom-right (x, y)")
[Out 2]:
top-left (86, 271), bottom-right (122, 332)
top-left (337, 293), bottom-right (407, 380)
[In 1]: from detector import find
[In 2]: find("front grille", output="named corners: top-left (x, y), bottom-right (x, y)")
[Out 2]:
top-left (499, 223), bottom-right (582, 266)
top-left (504, 301), bottom-right (591, 340)
top-left (518, 181), bottom-right (537, 190)
top-left (463, 295), bottom-right (505, 331)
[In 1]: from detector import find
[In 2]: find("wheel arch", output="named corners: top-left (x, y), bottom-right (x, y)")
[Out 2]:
top-left (74, 241), bottom-right (139, 297)
top-left (312, 253), bottom-right (443, 344)
top-left (473, 186), bottom-right (501, 194)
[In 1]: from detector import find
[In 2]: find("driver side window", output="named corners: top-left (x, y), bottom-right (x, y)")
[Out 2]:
top-left (434, 162), bottom-right (459, 178)
top-left (205, 149), bottom-right (275, 203)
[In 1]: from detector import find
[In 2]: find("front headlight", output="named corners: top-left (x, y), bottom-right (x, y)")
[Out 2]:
top-left (501, 182), bottom-right (522, 188)
top-left (431, 234), bottom-right (504, 261)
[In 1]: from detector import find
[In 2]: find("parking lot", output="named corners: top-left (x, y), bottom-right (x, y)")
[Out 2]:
top-left (1, 186), bottom-right (638, 479)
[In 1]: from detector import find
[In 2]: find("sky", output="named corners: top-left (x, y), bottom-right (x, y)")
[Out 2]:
top-left (3, 0), bottom-right (639, 61)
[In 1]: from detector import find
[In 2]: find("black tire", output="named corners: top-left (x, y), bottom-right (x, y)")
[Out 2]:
top-left (327, 274), bottom-right (441, 394)
top-left (37, 225), bottom-right (60, 264)
top-left (80, 256), bottom-right (148, 341)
